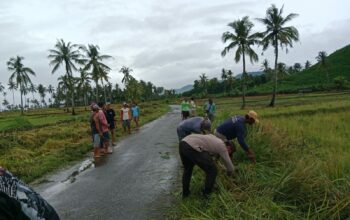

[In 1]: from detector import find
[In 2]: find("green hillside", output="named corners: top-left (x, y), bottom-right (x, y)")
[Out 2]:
top-left (248, 44), bottom-right (350, 94)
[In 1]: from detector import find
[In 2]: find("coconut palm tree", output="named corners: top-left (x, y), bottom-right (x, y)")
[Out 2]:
top-left (37, 84), bottom-right (46, 107)
top-left (7, 56), bottom-right (36, 115)
top-left (48, 39), bottom-right (82, 115)
top-left (257, 4), bottom-right (299, 106)
top-left (199, 73), bottom-right (208, 96)
top-left (120, 66), bottom-right (133, 86)
top-left (226, 70), bottom-right (235, 94)
top-left (47, 84), bottom-right (54, 105)
top-left (316, 51), bottom-right (329, 82)
top-left (28, 83), bottom-right (36, 101)
top-left (8, 80), bottom-right (17, 108)
top-left (0, 83), bottom-right (4, 111)
top-left (80, 44), bottom-right (112, 103)
top-left (57, 75), bottom-right (70, 111)
top-left (221, 68), bottom-right (227, 94)
top-left (304, 60), bottom-right (311, 70)
top-left (78, 68), bottom-right (91, 108)
top-left (221, 16), bottom-right (260, 109)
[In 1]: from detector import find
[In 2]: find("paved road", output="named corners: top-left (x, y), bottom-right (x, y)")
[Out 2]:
top-left (37, 106), bottom-right (181, 220)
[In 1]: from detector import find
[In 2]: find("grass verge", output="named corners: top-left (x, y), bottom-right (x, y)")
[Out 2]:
top-left (168, 92), bottom-right (350, 219)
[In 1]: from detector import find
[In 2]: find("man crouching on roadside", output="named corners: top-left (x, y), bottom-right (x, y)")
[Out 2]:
top-left (179, 134), bottom-right (234, 198)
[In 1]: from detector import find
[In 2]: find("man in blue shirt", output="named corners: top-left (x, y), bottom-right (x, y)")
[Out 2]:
top-left (215, 110), bottom-right (259, 163)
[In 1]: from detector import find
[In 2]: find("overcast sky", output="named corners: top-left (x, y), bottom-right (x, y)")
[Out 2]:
top-left (0, 0), bottom-right (349, 102)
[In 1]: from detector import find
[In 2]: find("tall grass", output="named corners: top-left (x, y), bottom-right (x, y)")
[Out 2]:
top-left (169, 92), bottom-right (350, 219)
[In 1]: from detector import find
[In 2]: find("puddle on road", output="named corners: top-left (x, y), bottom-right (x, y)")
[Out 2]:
top-left (159, 151), bottom-right (171, 159)
top-left (40, 158), bottom-right (102, 199)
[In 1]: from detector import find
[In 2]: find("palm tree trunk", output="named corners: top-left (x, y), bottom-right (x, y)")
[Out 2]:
top-left (12, 90), bottom-right (15, 107)
top-left (102, 81), bottom-right (107, 103)
top-left (95, 80), bottom-right (99, 103)
top-left (71, 83), bottom-right (76, 115)
top-left (241, 50), bottom-right (246, 109)
top-left (84, 88), bottom-right (87, 110)
top-left (20, 89), bottom-right (24, 115)
top-left (269, 38), bottom-right (278, 107)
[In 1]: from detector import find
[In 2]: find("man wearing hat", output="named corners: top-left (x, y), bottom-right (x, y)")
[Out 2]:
top-left (177, 116), bottom-right (211, 141)
top-left (214, 110), bottom-right (259, 163)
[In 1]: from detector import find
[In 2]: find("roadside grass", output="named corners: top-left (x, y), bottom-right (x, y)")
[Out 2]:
top-left (0, 101), bottom-right (169, 183)
top-left (169, 92), bottom-right (350, 219)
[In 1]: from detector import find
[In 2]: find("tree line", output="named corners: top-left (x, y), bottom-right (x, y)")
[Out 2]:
top-left (187, 4), bottom-right (336, 108)
top-left (1, 40), bottom-right (175, 115)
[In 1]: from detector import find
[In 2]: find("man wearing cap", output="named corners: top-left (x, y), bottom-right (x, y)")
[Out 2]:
top-left (177, 116), bottom-right (211, 141)
top-left (179, 134), bottom-right (234, 198)
top-left (215, 110), bottom-right (259, 163)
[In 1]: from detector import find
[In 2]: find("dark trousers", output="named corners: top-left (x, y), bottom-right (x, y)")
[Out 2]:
top-left (179, 141), bottom-right (217, 195)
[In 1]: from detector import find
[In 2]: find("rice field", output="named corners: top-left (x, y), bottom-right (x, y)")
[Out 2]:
top-left (169, 91), bottom-right (350, 219)
top-left (0, 101), bottom-right (169, 182)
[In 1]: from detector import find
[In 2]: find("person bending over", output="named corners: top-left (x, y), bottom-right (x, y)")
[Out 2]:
top-left (215, 110), bottom-right (259, 163)
top-left (179, 134), bottom-right (234, 198)
top-left (177, 116), bottom-right (211, 141)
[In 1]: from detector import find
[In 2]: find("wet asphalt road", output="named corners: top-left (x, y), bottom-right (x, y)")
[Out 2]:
top-left (38, 106), bottom-right (181, 220)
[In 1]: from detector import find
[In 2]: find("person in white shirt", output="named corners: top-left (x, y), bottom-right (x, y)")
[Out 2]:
top-left (120, 102), bottom-right (132, 134)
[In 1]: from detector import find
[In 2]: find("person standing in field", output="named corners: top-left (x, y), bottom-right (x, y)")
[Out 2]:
top-left (105, 102), bottom-right (117, 147)
top-left (120, 102), bottom-right (132, 134)
top-left (189, 97), bottom-right (197, 117)
top-left (181, 98), bottom-right (190, 120)
top-left (204, 98), bottom-right (216, 122)
top-left (98, 102), bottom-right (112, 154)
top-left (131, 102), bottom-right (140, 128)
top-left (177, 116), bottom-right (211, 141)
top-left (90, 103), bottom-right (102, 158)
top-left (179, 134), bottom-right (234, 198)
top-left (214, 110), bottom-right (259, 163)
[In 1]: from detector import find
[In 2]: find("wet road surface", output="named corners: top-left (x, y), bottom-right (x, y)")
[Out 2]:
top-left (37, 106), bottom-right (181, 220)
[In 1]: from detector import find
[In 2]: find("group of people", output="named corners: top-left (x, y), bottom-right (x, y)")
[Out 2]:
top-left (90, 101), bottom-right (140, 158)
top-left (181, 98), bottom-right (216, 122)
top-left (177, 109), bottom-right (259, 198)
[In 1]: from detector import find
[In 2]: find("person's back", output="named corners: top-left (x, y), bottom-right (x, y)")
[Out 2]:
top-left (131, 105), bottom-right (140, 117)
top-left (181, 100), bottom-right (190, 112)
top-left (106, 108), bottom-right (116, 125)
top-left (177, 117), bottom-right (204, 140)
top-left (178, 117), bottom-right (203, 132)
top-left (216, 116), bottom-right (246, 139)
top-left (97, 109), bottom-right (109, 133)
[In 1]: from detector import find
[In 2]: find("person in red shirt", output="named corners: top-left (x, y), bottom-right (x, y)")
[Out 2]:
top-left (98, 102), bottom-right (112, 154)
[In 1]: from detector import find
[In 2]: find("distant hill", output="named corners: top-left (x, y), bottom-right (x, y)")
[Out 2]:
top-left (175, 84), bottom-right (193, 94)
top-left (248, 44), bottom-right (350, 94)
top-left (235, 71), bottom-right (264, 79)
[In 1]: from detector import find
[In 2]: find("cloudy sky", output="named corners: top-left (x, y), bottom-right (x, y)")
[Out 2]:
top-left (0, 0), bottom-right (349, 101)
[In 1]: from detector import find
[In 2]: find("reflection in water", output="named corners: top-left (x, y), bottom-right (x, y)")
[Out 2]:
top-left (93, 156), bottom-right (109, 167)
